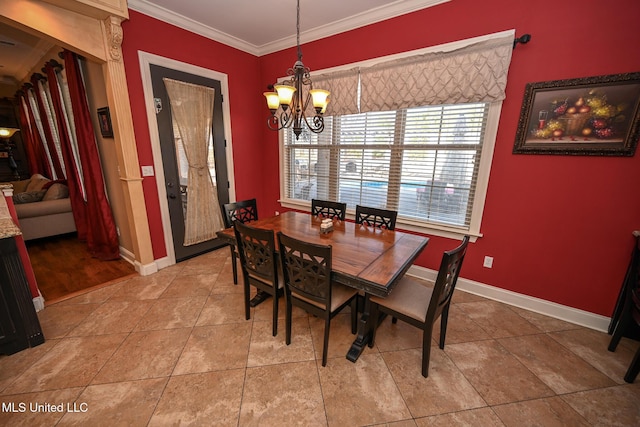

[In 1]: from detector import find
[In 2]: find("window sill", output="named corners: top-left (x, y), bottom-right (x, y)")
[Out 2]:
top-left (279, 199), bottom-right (480, 242)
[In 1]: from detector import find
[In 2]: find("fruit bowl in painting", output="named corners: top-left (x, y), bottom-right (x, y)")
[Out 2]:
top-left (559, 112), bottom-right (591, 135)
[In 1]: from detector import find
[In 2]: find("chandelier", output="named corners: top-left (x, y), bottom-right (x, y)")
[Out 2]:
top-left (264, 0), bottom-right (330, 139)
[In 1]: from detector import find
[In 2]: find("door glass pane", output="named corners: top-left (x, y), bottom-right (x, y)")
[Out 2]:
top-left (172, 122), bottom-right (217, 223)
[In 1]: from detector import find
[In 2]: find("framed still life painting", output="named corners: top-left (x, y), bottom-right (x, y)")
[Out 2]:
top-left (513, 72), bottom-right (640, 156)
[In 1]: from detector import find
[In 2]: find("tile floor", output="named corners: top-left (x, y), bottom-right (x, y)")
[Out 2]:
top-left (1, 248), bottom-right (639, 426)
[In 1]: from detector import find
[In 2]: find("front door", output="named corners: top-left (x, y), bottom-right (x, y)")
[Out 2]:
top-left (150, 65), bottom-right (230, 261)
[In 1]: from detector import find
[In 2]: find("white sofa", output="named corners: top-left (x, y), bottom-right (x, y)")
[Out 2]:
top-left (8, 174), bottom-right (77, 240)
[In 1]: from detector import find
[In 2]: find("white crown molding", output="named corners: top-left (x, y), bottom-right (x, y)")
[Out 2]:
top-left (128, 0), bottom-right (450, 57)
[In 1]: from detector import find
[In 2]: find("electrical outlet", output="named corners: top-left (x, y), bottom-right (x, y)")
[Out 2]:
top-left (275, 211), bottom-right (280, 215)
top-left (141, 165), bottom-right (154, 177)
top-left (483, 256), bottom-right (493, 268)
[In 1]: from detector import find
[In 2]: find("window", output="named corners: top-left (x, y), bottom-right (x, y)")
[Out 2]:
top-left (282, 101), bottom-right (497, 235)
top-left (279, 31), bottom-right (513, 238)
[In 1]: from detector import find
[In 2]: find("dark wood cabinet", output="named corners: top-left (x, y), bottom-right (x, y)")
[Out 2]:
top-left (0, 236), bottom-right (44, 355)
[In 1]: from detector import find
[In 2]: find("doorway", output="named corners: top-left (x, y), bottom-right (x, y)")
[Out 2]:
top-left (139, 52), bottom-right (236, 266)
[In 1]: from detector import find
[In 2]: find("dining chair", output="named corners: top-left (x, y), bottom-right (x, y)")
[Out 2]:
top-left (311, 199), bottom-right (347, 221)
top-left (355, 205), bottom-right (398, 230)
top-left (233, 221), bottom-right (283, 336)
top-left (369, 235), bottom-right (470, 377)
top-left (223, 198), bottom-right (258, 284)
top-left (353, 205), bottom-right (399, 311)
top-left (608, 260), bottom-right (640, 383)
top-left (277, 231), bottom-right (358, 366)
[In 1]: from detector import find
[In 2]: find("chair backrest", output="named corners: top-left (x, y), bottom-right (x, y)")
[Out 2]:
top-left (311, 199), bottom-right (346, 220)
top-left (233, 221), bottom-right (277, 288)
top-left (277, 231), bottom-right (333, 308)
top-left (425, 235), bottom-right (470, 323)
top-left (223, 198), bottom-right (258, 228)
top-left (355, 205), bottom-right (398, 230)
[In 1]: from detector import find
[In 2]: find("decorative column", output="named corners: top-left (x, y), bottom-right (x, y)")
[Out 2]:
top-left (101, 16), bottom-right (156, 273)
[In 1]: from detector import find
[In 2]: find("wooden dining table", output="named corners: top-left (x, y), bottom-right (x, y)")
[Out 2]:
top-left (216, 211), bottom-right (429, 361)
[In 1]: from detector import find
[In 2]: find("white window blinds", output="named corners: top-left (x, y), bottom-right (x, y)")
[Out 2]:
top-left (283, 102), bottom-right (488, 229)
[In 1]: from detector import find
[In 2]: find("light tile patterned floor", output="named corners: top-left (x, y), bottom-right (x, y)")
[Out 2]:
top-left (1, 248), bottom-right (639, 426)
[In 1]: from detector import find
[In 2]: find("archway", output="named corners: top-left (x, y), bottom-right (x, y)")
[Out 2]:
top-left (1, 0), bottom-right (154, 273)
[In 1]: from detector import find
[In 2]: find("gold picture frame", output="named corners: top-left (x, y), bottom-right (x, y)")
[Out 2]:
top-left (513, 72), bottom-right (640, 156)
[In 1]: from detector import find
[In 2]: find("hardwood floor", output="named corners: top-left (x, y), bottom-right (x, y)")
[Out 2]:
top-left (25, 233), bottom-right (137, 304)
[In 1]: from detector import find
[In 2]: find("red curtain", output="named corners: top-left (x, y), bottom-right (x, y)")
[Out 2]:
top-left (44, 62), bottom-right (88, 241)
top-left (18, 88), bottom-right (52, 177)
top-left (16, 92), bottom-right (41, 176)
top-left (62, 50), bottom-right (119, 260)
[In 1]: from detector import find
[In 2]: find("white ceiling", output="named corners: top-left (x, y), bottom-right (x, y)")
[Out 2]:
top-left (128, 0), bottom-right (450, 56)
top-left (0, 0), bottom-right (449, 97)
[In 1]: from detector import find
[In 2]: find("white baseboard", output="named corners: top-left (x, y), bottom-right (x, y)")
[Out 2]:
top-left (119, 245), bottom-right (135, 265)
top-left (154, 256), bottom-right (173, 271)
top-left (120, 246), bottom-right (170, 276)
top-left (134, 260), bottom-right (159, 276)
top-left (134, 256), bottom-right (174, 276)
top-left (32, 295), bottom-right (45, 312)
top-left (408, 265), bottom-right (611, 333)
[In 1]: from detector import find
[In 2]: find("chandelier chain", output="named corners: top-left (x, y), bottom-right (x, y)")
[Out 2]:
top-left (296, 0), bottom-right (302, 61)
top-left (264, 0), bottom-right (329, 139)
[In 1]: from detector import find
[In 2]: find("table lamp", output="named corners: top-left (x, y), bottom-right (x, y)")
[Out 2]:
top-left (0, 114), bottom-right (21, 179)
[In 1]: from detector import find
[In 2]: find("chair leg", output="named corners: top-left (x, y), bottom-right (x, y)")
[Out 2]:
top-left (422, 327), bottom-right (434, 378)
top-left (439, 305), bottom-right (450, 349)
top-left (609, 308), bottom-right (632, 352)
top-left (244, 281), bottom-right (251, 321)
top-left (285, 296), bottom-right (292, 345)
top-left (322, 317), bottom-right (331, 367)
top-left (392, 317), bottom-right (398, 324)
top-left (272, 290), bottom-right (279, 337)
top-left (230, 246), bottom-right (238, 284)
top-left (624, 344), bottom-right (640, 383)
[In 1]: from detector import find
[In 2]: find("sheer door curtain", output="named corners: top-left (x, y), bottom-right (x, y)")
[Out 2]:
top-left (164, 78), bottom-right (225, 245)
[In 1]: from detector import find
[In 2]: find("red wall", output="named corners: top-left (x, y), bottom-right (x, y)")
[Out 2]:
top-left (122, 1), bottom-right (640, 317)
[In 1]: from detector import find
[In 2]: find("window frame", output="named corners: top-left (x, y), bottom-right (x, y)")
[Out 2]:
top-left (278, 30), bottom-right (513, 241)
